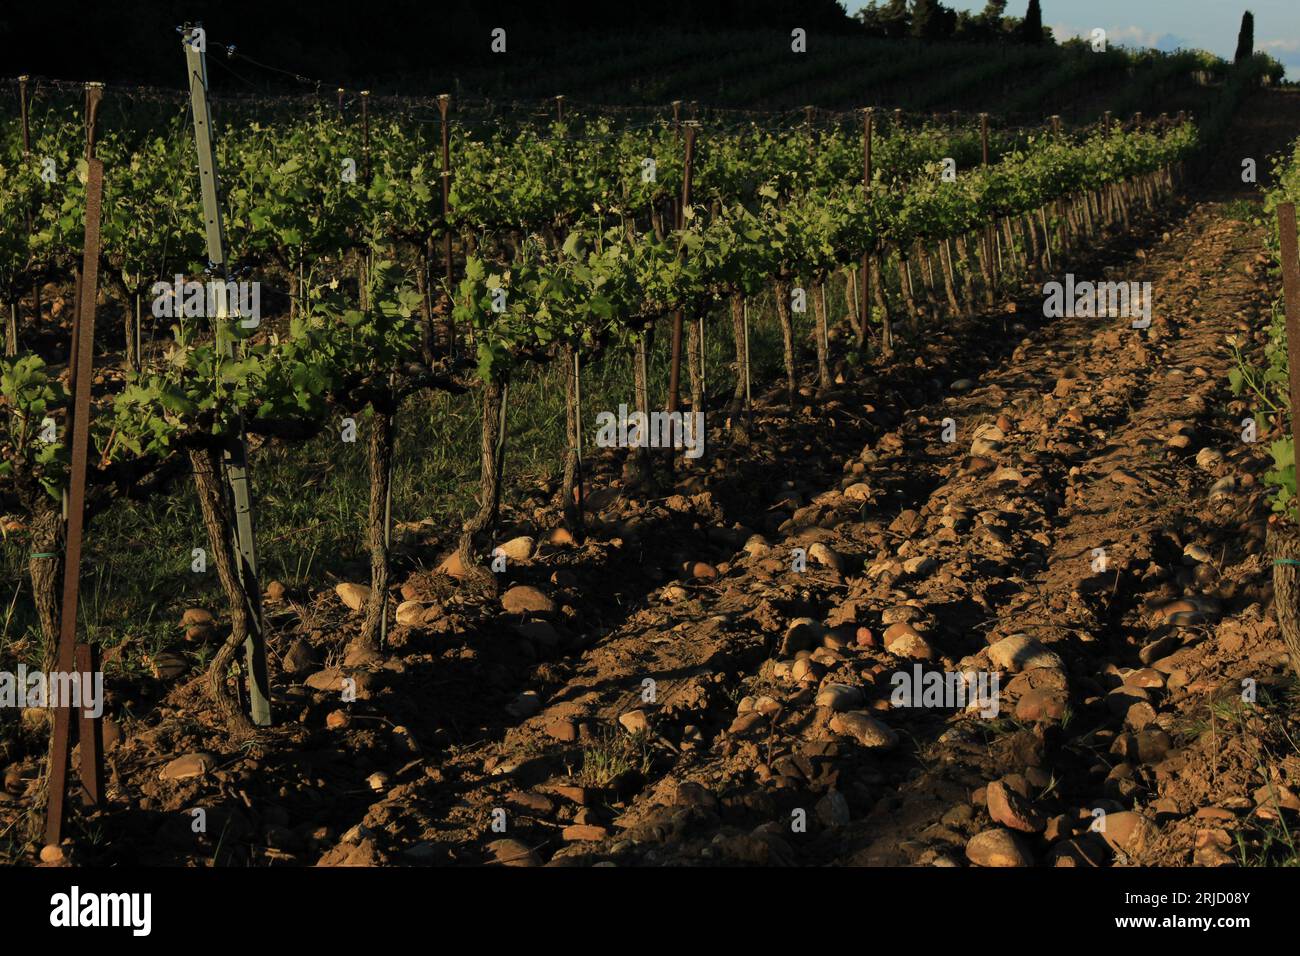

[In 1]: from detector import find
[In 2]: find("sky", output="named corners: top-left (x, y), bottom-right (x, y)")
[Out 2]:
top-left (845, 1), bottom-right (1300, 78)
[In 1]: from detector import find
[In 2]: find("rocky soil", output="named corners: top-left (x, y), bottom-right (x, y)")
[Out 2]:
top-left (7, 90), bottom-right (1300, 869)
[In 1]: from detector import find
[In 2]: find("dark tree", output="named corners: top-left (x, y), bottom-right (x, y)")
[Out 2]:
top-left (981, 0), bottom-right (1009, 23)
top-left (954, 0), bottom-right (1008, 42)
top-left (862, 0), bottom-right (912, 39)
top-left (911, 0), bottom-right (937, 38)
top-left (912, 0), bottom-right (957, 40)
top-left (1234, 10), bottom-right (1255, 64)
top-left (1021, 0), bottom-right (1044, 44)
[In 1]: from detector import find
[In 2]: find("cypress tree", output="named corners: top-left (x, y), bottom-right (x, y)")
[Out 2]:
top-left (1021, 0), bottom-right (1044, 44)
top-left (1234, 11), bottom-right (1255, 64)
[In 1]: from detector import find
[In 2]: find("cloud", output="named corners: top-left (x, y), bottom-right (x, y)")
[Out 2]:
top-left (1153, 33), bottom-right (1192, 53)
top-left (1050, 22), bottom-right (1164, 48)
top-left (1261, 38), bottom-right (1300, 54)
top-left (1106, 25), bottom-right (1165, 48)
top-left (1052, 23), bottom-right (1192, 53)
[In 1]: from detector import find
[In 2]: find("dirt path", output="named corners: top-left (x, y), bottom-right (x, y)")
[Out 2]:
top-left (358, 91), bottom-right (1300, 868)
top-left (20, 91), bottom-right (1300, 869)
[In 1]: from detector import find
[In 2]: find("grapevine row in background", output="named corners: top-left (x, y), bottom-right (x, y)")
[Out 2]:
top-left (0, 91), bottom-right (1196, 731)
top-left (326, 30), bottom-right (1243, 117)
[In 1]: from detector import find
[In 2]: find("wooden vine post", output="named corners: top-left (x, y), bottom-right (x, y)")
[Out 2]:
top-left (694, 132), bottom-right (708, 421)
top-left (1269, 201), bottom-right (1300, 678)
top-left (184, 26), bottom-right (273, 727)
top-left (9, 75), bottom-right (33, 356)
top-left (377, 393), bottom-right (395, 651)
top-left (697, 314), bottom-right (706, 417)
top-left (44, 82), bottom-right (108, 850)
top-left (669, 100), bottom-right (682, 418)
top-left (804, 102), bottom-right (826, 376)
top-left (861, 107), bottom-right (879, 353)
top-left (438, 93), bottom-right (455, 357)
top-left (665, 122), bottom-right (697, 459)
top-left (360, 89), bottom-right (397, 652)
top-left (979, 112), bottom-right (996, 306)
top-left (743, 300), bottom-right (752, 426)
top-left (356, 90), bottom-right (372, 308)
top-left (17, 75), bottom-right (30, 153)
top-left (571, 348), bottom-right (585, 530)
top-left (360, 90), bottom-right (371, 185)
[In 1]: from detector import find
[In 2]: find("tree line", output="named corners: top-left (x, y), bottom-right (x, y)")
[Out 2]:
top-left (856, 1), bottom-right (1046, 45)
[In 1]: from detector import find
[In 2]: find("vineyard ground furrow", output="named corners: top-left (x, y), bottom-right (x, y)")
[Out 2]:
top-left (74, 161), bottom-right (1184, 863)
top-left (326, 99), bottom-right (1300, 867)
top-left (830, 203), bottom-right (1274, 866)
top-left (284, 174), bottom-right (1282, 862)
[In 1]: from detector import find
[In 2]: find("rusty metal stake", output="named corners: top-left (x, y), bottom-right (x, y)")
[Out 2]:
top-left (573, 348), bottom-right (585, 525)
top-left (860, 107), bottom-right (874, 350)
top-left (360, 90), bottom-right (371, 184)
top-left (18, 75), bottom-right (30, 153)
top-left (44, 84), bottom-right (107, 848)
top-left (438, 93), bottom-right (455, 358)
top-left (20, 75), bottom-right (37, 352)
top-left (666, 124), bottom-right (697, 426)
top-left (1279, 203), bottom-right (1300, 522)
top-left (980, 113), bottom-right (996, 302)
top-left (76, 642), bottom-right (104, 806)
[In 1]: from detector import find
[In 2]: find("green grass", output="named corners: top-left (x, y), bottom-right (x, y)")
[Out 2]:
top-left (0, 275), bottom-right (828, 671)
top-left (1218, 198), bottom-right (1263, 223)
top-left (571, 727), bottom-right (654, 788)
top-left (1175, 677), bottom-right (1300, 866)
top-left (0, 213), bottom-right (1058, 676)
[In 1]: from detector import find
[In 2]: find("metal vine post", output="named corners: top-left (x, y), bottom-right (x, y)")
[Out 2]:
top-left (183, 24), bottom-right (273, 726)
